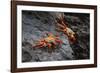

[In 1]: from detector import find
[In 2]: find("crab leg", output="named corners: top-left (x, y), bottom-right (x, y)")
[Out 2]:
top-left (47, 43), bottom-right (52, 49)
top-left (33, 43), bottom-right (44, 48)
top-left (55, 28), bottom-right (64, 32)
top-left (56, 23), bottom-right (66, 29)
top-left (61, 20), bottom-right (67, 27)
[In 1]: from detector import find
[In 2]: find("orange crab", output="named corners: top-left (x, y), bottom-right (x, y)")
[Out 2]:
top-left (55, 13), bottom-right (76, 43)
top-left (33, 32), bottom-right (63, 49)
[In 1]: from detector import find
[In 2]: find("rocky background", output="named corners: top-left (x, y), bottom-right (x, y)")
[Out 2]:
top-left (22, 10), bottom-right (90, 62)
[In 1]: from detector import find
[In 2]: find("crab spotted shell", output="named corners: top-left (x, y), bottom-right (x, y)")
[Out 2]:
top-left (65, 27), bottom-right (76, 43)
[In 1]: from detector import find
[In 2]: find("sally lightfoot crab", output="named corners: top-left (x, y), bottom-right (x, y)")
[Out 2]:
top-left (55, 13), bottom-right (76, 43)
top-left (32, 32), bottom-right (63, 51)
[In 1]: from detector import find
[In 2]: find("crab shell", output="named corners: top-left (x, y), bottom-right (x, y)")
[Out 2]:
top-left (65, 27), bottom-right (76, 43)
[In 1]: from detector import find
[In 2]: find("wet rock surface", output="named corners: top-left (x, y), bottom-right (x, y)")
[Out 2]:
top-left (22, 11), bottom-right (90, 62)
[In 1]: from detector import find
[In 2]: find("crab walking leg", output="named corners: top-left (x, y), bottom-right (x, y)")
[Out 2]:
top-left (56, 23), bottom-right (66, 29)
top-left (33, 41), bottom-right (46, 48)
top-left (47, 43), bottom-right (51, 49)
top-left (47, 43), bottom-right (53, 53)
top-left (33, 43), bottom-right (44, 48)
top-left (61, 19), bottom-right (67, 27)
top-left (55, 28), bottom-right (65, 32)
top-left (56, 39), bottom-right (63, 44)
top-left (52, 42), bottom-right (57, 48)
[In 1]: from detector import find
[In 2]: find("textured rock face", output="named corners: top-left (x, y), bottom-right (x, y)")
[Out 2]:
top-left (22, 11), bottom-right (90, 62)
top-left (64, 13), bottom-right (90, 59)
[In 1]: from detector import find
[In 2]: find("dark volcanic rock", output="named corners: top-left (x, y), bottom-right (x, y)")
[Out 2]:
top-left (22, 11), bottom-right (90, 62)
top-left (64, 13), bottom-right (90, 59)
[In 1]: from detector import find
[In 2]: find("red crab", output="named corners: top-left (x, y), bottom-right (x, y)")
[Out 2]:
top-left (55, 13), bottom-right (76, 43)
top-left (33, 32), bottom-right (63, 49)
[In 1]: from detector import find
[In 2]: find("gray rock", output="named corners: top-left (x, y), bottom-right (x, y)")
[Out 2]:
top-left (22, 11), bottom-right (90, 62)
